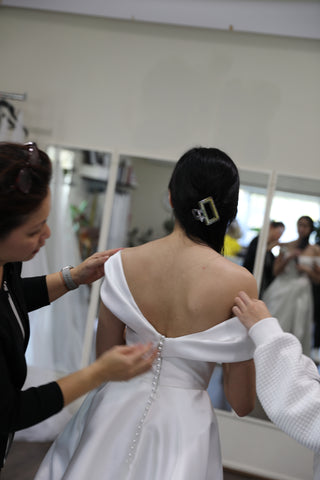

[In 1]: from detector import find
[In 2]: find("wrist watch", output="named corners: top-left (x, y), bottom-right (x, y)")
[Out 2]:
top-left (61, 265), bottom-right (78, 290)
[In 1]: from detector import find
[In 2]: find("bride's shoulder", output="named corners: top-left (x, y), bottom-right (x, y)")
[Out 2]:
top-left (202, 256), bottom-right (258, 307)
top-left (120, 240), bottom-right (165, 270)
top-left (209, 253), bottom-right (256, 286)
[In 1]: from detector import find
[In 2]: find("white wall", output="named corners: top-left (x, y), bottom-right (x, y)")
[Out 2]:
top-left (0, 6), bottom-right (319, 179)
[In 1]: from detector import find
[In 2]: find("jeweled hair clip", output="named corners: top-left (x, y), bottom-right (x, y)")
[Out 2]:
top-left (192, 196), bottom-right (220, 226)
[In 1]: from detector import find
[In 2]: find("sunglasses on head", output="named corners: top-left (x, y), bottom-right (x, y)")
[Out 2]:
top-left (13, 142), bottom-right (41, 194)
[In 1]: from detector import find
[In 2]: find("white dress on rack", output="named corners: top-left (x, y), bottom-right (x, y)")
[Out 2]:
top-left (35, 252), bottom-right (254, 480)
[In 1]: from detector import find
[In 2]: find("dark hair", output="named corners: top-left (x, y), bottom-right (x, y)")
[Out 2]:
top-left (0, 142), bottom-right (52, 239)
top-left (168, 147), bottom-right (239, 253)
top-left (297, 215), bottom-right (314, 250)
top-left (270, 220), bottom-right (285, 229)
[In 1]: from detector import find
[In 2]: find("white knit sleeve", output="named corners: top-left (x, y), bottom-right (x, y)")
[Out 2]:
top-left (249, 318), bottom-right (320, 453)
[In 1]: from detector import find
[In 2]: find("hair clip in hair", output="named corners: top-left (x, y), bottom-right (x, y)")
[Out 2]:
top-left (192, 196), bottom-right (220, 226)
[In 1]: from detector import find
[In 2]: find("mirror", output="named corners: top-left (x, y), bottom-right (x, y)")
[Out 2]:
top-left (104, 159), bottom-right (273, 420)
top-left (107, 155), bottom-right (175, 249)
top-left (261, 173), bottom-right (320, 362)
top-left (102, 158), bottom-right (275, 420)
top-left (19, 145), bottom-right (113, 443)
top-left (79, 153), bottom-right (177, 367)
top-left (25, 145), bottom-right (112, 368)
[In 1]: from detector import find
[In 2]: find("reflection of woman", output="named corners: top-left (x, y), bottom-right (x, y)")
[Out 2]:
top-left (0, 142), bottom-right (155, 471)
top-left (36, 147), bottom-right (257, 480)
top-left (262, 216), bottom-right (319, 355)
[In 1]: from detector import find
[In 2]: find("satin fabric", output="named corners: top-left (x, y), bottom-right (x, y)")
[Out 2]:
top-left (35, 251), bottom-right (254, 480)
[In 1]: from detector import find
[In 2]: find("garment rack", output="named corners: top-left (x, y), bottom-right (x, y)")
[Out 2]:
top-left (0, 91), bottom-right (27, 101)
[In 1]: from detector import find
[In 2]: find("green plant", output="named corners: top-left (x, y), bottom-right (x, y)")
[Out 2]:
top-left (70, 200), bottom-right (90, 233)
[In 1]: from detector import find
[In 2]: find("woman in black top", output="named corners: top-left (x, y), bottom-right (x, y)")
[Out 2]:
top-left (0, 142), bottom-right (155, 469)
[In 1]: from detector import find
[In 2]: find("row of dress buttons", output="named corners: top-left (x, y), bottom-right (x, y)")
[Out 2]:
top-left (126, 335), bottom-right (165, 465)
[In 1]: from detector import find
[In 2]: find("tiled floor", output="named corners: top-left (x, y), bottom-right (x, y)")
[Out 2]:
top-left (1, 441), bottom-right (261, 480)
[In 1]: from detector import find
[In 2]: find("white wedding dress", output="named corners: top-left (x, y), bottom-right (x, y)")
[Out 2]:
top-left (35, 252), bottom-right (254, 480)
top-left (262, 255), bottom-right (315, 356)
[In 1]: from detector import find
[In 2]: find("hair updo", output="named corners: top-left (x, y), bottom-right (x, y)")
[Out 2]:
top-left (0, 142), bottom-right (52, 240)
top-left (168, 147), bottom-right (239, 253)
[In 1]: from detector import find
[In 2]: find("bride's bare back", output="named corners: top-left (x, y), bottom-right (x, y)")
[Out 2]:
top-left (121, 228), bottom-right (257, 338)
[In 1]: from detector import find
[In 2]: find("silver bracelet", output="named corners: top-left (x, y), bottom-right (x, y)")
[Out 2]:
top-left (61, 265), bottom-right (78, 290)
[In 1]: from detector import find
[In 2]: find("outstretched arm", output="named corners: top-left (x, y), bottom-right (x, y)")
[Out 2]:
top-left (233, 291), bottom-right (320, 452)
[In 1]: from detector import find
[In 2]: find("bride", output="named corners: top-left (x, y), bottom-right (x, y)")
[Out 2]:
top-left (35, 147), bottom-right (257, 480)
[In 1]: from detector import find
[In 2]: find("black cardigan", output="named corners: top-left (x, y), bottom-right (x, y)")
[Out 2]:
top-left (0, 262), bottom-right (64, 468)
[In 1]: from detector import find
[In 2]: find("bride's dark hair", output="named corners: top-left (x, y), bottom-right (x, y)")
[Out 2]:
top-left (168, 147), bottom-right (239, 253)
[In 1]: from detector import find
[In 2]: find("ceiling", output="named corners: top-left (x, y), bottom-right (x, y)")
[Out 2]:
top-left (2, 0), bottom-right (320, 40)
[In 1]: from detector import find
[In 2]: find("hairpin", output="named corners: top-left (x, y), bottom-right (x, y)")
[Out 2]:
top-left (192, 196), bottom-right (220, 225)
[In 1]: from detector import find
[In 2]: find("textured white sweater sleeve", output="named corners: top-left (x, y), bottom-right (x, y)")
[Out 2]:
top-left (249, 317), bottom-right (320, 453)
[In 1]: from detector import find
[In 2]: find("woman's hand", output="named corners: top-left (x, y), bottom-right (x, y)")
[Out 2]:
top-left (232, 291), bottom-right (272, 330)
top-left (58, 343), bottom-right (157, 405)
top-left (46, 249), bottom-right (121, 307)
top-left (71, 249), bottom-right (120, 286)
top-left (95, 343), bottom-right (157, 382)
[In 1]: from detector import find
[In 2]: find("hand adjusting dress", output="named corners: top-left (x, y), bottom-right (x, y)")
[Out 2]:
top-left (35, 252), bottom-right (254, 480)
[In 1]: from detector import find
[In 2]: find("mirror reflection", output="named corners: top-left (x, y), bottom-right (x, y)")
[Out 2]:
top-left (261, 175), bottom-right (320, 362)
top-left (224, 169), bottom-right (270, 265)
top-left (107, 155), bottom-right (175, 250)
top-left (233, 173), bottom-right (320, 421)
top-left (49, 146), bottom-right (112, 261)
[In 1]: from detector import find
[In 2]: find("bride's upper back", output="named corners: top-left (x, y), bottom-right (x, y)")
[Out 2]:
top-left (120, 147), bottom-right (257, 337)
top-left (121, 234), bottom-right (254, 338)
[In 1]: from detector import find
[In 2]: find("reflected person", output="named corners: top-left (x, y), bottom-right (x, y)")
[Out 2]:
top-left (262, 216), bottom-right (318, 355)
